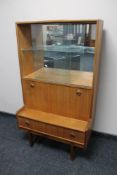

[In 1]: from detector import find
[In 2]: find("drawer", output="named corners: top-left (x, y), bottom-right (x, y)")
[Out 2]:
top-left (18, 117), bottom-right (85, 144)
top-left (35, 122), bottom-right (85, 144)
top-left (61, 128), bottom-right (85, 144)
top-left (44, 125), bottom-right (85, 144)
top-left (18, 117), bottom-right (35, 129)
top-left (35, 122), bottom-right (59, 136)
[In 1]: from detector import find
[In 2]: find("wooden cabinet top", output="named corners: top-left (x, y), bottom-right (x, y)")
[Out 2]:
top-left (24, 68), bottom-right (93, 89)
top-left (16, 19), bottom-right (102, 25)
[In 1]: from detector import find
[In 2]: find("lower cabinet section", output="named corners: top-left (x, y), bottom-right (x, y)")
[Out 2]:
top-left (23, 80), bottom-right (92, 121)
top-left (18, 117), bottom-right (86, 146)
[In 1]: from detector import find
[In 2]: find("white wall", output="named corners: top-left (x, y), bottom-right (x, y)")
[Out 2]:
top-left (0, 0), bottom-right (117, 135)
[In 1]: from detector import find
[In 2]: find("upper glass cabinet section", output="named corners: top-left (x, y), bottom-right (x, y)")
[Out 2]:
top-left (21, 23), bottom-right (96, 72)
top-left (17, 21), bottom-right (98, 88)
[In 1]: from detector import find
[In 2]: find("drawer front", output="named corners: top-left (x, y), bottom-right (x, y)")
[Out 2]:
top-left (18, 117), bottom-right (35, 129)
top-left (61, 128), bottom-right (85, 143)
top-left (18, 117), bottom-right (85, 144)
top-left (45, 124), bottom-right (85, 144)
top-left (23, 80), bottom-right (92, 121)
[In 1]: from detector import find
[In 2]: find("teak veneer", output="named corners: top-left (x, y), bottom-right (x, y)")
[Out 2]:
top-left (24, 68), bottom-right (93, 89)
top-left (16, 19), bottom-right (103, 160)
top-left (17, 107), bottom-right (90, 132)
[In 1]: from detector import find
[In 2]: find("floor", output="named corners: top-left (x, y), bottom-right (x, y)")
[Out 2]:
top-left (0, 113), bottom-right (117, 175)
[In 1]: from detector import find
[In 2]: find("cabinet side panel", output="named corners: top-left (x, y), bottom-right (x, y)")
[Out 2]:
top-left (91, 20), bottom-right (103, 123)
top-left (16, 24), bottom-right (34, 77)
top-left (16, 24), bottom-right (44, 105)
top-left (16, 24), bottom-right (34, 105)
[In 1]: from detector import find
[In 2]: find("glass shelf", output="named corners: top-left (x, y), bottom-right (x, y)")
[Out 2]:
top-left (21, 45), bottom-right (95, 54)
top-left (21, 45), bottom-right (94, 72)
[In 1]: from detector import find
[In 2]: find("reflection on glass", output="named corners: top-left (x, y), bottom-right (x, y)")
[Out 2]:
top-left (23, 23), bottom-right (96, 72)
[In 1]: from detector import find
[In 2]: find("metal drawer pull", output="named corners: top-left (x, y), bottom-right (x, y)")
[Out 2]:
top-left (76, 89), bottom-right (82, 96)
top-left (70, 132), bottom-right (76, 138)
top-left (25, 120), bottom-right (30, 126)
top-left (30, 83), bottom-right (35, 88)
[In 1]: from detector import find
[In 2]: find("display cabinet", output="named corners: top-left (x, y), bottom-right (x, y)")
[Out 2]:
top-left (16, 20), bottom-right (103, 159)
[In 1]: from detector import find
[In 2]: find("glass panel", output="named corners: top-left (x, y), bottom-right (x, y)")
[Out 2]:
top-left (21, 22), bottom-right (96, 87)
top-left (28, 23), bottom-right (96, 72)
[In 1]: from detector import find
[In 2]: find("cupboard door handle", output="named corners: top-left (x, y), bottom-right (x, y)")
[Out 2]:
top-left (25, 120), bottom-right (30, 127)
top-left (76, 89), bottom-right (82, 96)
top-left (30, 83), bottom-right (35, 88)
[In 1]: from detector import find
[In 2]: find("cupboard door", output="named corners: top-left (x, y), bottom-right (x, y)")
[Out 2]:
top-left (24, 80), bottom-right (49, 111)
top-left (47, 85), bottom-right (92, 120)
top-left (69, 87), bottom-right (92, 120)
top-left (24, 80), bottom-right (92, 120)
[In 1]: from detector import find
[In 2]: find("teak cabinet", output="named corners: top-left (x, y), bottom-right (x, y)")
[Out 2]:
top-left (16, 20), bottom-right (103, 159)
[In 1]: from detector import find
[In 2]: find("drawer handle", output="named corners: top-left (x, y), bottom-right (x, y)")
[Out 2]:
top-left (76, 89), bottom-right (82, 96)
top-left (30, 83), bottom-right (35, 88)
top-left (70, 132), bottom-right (76, 138)
top-left (25, 120), bottom-right (30, 127)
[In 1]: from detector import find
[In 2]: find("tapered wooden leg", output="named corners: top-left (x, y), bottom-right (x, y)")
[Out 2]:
top-left (28, 132), bottom-right (33, 146)
top-left (70, 144), bottom-right (75, 160)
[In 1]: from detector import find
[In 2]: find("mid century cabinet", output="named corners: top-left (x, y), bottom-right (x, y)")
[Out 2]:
top-left (16, 20), bottom-right (103, 159)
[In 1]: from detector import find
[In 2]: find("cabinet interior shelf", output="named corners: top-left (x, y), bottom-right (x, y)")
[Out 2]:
top-left (21, 45), bottom-right (95, 54)
top-left (24, 68), bottom-right (93, 89)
